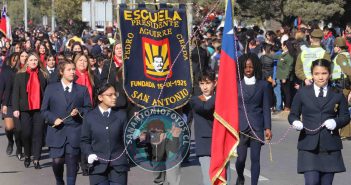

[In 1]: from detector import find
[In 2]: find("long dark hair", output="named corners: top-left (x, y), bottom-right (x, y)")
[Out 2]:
top-left (238, 53), bottom-right (262, 80)
top-left (5, 52), bottom-right (20, 68)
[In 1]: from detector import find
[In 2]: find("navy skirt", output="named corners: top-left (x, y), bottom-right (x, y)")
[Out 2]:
top-left (297, 149), bottom-right (345, 173)
top-left (49, 142), bottom-right (80, 158)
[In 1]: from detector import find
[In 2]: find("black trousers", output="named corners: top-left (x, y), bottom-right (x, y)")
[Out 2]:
top-left (235, 133), bottom-right (262, 185)
top-left (89, 167), bottom-right (127, 185)
top-left (20, 110), bottom-right (45, 160)
top-left (14, 117), bottom-right (23, 154)
top-left (281, 80), bottom-right (293, 109)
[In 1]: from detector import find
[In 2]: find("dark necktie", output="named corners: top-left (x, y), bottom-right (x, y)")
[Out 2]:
top-left (103, 111), bottom-right (109, 118)
top-left (318, 87), bottom-right (324, 98)
top-left (64, 86), bottom-right (70, 102)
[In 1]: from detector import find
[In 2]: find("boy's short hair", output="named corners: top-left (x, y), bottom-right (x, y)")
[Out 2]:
top-left (198, 70), bottom-right (216, 82)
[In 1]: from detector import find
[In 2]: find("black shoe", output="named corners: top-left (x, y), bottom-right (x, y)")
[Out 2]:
top-left (6, 142), bottom-right (14, 155)
top-left (82, 168), bottom-right (89, 176)
top-left (24, 157), bottom-right (31, 168)
top-left (16, 153), bottom-right (24, 161)
top-left (236, 176), bottom-right (245, 185)
top-left (33, 161), bottom-right (41, 169)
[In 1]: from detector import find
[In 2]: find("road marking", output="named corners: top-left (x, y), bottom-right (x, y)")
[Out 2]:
top-left (230, 164), bottom-right (269, 181)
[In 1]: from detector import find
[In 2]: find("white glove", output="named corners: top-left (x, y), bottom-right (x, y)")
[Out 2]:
top-left (292, 121), bottom-right (303, 131)
top-left (88, 154), bottom-right (98, 164)
top-left (323, 119), bottom-right (337, 130)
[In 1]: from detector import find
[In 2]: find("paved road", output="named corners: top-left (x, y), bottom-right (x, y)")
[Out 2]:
top-left (0, 116), bottom-right (351, 185)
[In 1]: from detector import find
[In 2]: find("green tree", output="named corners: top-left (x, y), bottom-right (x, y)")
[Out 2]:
top-left (8, 0), bottom-right (49, 27)
top-left (54, 0), bottom-right (82, 23)
top-left (236, 0), bottom-right (284, 20)
top-left (284, 0), bottom-right (345, 23)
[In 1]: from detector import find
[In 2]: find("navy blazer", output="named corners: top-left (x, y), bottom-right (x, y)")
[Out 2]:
top-left (238, 80), bottom-right (272, 140)
top-left (47, 68), bottom-right (60, 84)
top-left (41, 82), bottom-right (92, 148)
top-left (1, 66), bottom-right (16, 106)
top-left (81, 108), bottom-right (129, 173)
top-left (12, 70), bottom-right (47, 111)
top-left (288, 85), bottom-right (350, 151)
top-left (190, 95), bottom-right (215, 157)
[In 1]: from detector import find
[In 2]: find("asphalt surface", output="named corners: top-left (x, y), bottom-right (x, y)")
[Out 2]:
top-left (0, 114), bottom-right (351, 185)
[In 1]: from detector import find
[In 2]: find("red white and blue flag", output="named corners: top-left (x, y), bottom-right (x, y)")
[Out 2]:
top-left (209, 0), bottom-right (240, 184)
top-left (0, 5), bottom-right (11, 39)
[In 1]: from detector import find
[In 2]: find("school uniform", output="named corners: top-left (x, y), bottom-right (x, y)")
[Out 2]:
top-left (47, 67), bottom-right (60, 84)
top-left (288, 84), bottom-right (350, 184)
top-left (235, 77), bottom-right (272, 185)
top-left (0, 65), bottom-right (16, 118)
top-left (41, 81), bottom-right (92, 185)
top-left (93, 68), bottom-right (103, 84)
top-left (12, 69), bottom-right (47, 161)
top-left (190, 94), bottom-right (215, 185)
top-left (73, 71), bottom-right (100, 174)
top-left (41, 81), bottom-right (92, 157)
top-left (0, 65), bottom-right (22, 156)
top-left (100, 60), bottom-right (118, 85)
top-left (81, 107), bottom-right (129, 185)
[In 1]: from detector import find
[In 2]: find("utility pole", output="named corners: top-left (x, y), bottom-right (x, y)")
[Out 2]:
top-left (51, 0), bottom-right (55, 31)
top-left (24, 0), bottom-right (27, 31)
top-left (91, 0), bottom-right (95, 30)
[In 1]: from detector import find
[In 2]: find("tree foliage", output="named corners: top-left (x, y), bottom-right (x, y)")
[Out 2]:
top-left (54, 0), bottom-right (83, 23)
top-left (7, 0), bottom-right (50, 27)
top-left (284, 0), bottom-right (345, 22)
top-left (195, 0), bottom-right (346, 24)
top-left (5, 0), bottom-right (348, 28)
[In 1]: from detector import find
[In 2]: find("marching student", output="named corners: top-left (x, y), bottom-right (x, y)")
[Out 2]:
top-left (235, 53), bottom-right (272, 185)
top-left (46, 54), bottom-right (60, 84)
top-left (288, 59), bottom-right (350, 185)
top-left (41, 60), bottom-right (92, 185)
top-left (0, 53), bottom-right (23, 159)
top-left (190, 70), bottom-right (216, 185)
top-left (12, 52), bottom-right (49, 169)
top-left (81, 83), bottom-right (129, 185)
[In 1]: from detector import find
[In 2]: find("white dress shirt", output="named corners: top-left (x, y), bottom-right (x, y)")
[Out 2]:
top-left (313, 83), bottom-right (327, 97)
top-left (61, 80), bottom-right (73, 93)
top-left (98, 106), bottom-right (111, 117)
top-left (244, 76), bottom-right (256, 85)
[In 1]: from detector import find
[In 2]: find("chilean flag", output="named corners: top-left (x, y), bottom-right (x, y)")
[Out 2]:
top-left (0, 5), bottom-right (11, 39)
top-left (209, 0), bottom-right (240, 184)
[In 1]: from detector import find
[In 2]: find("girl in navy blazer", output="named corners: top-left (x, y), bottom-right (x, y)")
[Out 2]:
top-left (81, 83), bottom-right (129, 185)
top-left (0, 53), bottom-right (23, 159)
top-left (12, 52), bottom-right (48, 169)
top-left (41, 60), bottom-right (92, 185)
top-left (288, 59), bottom-right (350, 185)
top-left (235, 53), bottom-right (272, 185)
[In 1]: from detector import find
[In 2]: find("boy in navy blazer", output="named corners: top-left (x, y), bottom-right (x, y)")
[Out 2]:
top-left (190, 71), bottom-right (217, 185)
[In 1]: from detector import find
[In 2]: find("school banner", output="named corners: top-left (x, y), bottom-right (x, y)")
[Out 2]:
top-left (120, 4), bottom-right (192, 109)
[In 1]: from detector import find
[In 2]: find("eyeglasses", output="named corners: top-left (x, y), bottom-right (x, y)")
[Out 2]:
top-left (101, 92), bottom-right (119, 98)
